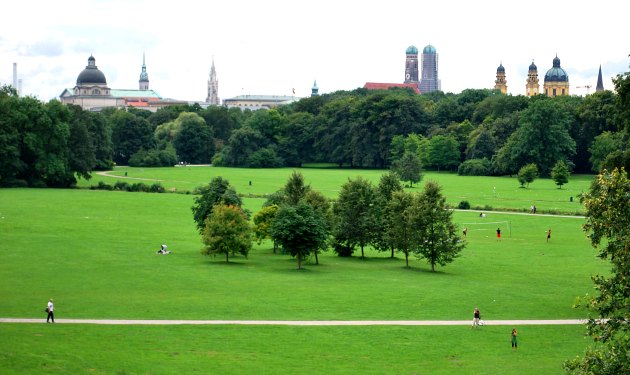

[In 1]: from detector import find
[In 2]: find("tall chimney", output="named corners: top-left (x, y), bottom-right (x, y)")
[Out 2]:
top-left (18, 79), bottom-right (22, 96)
top-left (13, 63), bottom-right (18, 90)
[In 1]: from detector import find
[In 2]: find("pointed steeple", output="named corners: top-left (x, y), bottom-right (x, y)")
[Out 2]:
top-left (139, 53), bottom-right (149, 90)
top-left (206, 57), bottom-right (219, 105)
top-left (596, 65), bottom-right (604, 92)
top-left (311, 80), bottom-right (319, 96)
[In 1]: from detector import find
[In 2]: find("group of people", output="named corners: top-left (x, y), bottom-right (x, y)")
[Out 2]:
top-left (472, 307), bottom-right (518, 349)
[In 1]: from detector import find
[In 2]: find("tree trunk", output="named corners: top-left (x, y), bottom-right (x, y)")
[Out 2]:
top-left (431, 262), bottom-right (435, 272)
top-left (360, 245), bottom-right (365, 259)
top-left (314, 250), bottom-right (319, 265)
top-left (390, 245), bottom-right (394, 258)
top-left (297, 255), bottom-right (302, 269)
top-left (405, 252), bottom-right (409, 268)
top-left (273, 241), bottom-right (278, 254)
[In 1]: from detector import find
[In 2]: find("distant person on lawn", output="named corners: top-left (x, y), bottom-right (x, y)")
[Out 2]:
top-left (46, 299), bottom-right (54, 323)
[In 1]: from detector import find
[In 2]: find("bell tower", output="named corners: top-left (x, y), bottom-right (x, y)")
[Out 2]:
top-left (404, 46), bottom-right (419, 84)
top-left (206, 57), bottom-right (219, 105)
top-left (526, 60), bottom-right (539, 96)
top-left (494, 63), bottom-right (507, 94)
top-left (139, 53), bottom-right (149, 90)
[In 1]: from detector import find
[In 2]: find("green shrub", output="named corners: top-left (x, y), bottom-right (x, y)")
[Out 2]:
top-left (149, 182), bottom-right (165, 193)
top-left (114, 181), bottom-right (130, 191)
top-left (96, 181), bottom-right (114, 191)
top-left (457, 158), bottom-right (492, 176)
top-left (457, 200), bottom-right (471, 209)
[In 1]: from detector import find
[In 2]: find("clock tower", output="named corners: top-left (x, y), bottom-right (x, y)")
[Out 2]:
top-left (404, 45), bottom-right (419, 84)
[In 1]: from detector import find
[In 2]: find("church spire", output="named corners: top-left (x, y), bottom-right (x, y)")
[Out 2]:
top-left (596, 65), bottom-right (604, 92)
top-left (206, 57), bottom-right (219, 105)
top-left (139, 53), bottom-right (149, 90)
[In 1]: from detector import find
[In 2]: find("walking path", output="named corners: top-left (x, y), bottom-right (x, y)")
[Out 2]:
top-left (0, 318), bottom-right (587, 326)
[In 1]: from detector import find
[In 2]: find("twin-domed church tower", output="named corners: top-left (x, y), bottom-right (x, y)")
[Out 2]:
top-left (405, 45), bottom-right (439, 93)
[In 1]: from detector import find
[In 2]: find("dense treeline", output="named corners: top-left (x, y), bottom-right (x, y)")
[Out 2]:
top-left (1, 64), bottom-right (629, 187)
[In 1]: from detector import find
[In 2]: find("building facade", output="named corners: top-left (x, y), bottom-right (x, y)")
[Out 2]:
top-left (404, 45), bottom-right (419, 85)
top-left (206, 58), bottom-right (219, 105)
top-left (419, 44), bottom-right (439, 93)
top-left (60, 55), bottom-right (185, 112)
top-left (543, 55), bottom-right (569, 97)
top-left (494, 63), bottom-right (507, 94)
top-left (222, 95), bottom-right (297, 110)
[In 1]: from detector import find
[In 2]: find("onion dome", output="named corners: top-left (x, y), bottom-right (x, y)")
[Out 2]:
top-left (497, 63), bottom-right (505, 73)
top-left (406, 45), bottom-right (418, 54)
top-left (544, 55), bottom-right (568, 82)
top-left (528, 60), bottom-right (537, 71)
top-left (423, 44), bottom-right (436, 54)
top-left (76, 55), bottom-right (107, 85)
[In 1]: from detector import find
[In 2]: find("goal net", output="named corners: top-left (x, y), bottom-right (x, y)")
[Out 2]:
top-left (460, 220), bottom-right (512, 237)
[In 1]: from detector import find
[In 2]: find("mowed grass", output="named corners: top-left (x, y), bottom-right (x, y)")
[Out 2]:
top-left (0, 323), bottom-right (593, 375)
top-left (78, 166), bottom-right (593, 214)
top-left (0, 174), bottom-right (606, 374)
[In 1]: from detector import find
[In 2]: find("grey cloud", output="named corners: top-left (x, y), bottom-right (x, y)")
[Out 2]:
top-left (18, 40), bottom-right (64, 57)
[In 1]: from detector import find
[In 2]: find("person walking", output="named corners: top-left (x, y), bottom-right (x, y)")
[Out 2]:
top-left (511, 328), bottom-right (518, 350)
top-left (472, 307), bottom-right (481, 328)
top-left (463, 227), bottom-right (468, 237)
top-left (496, 227), bottom-right (501, 241)
top-left (46, 299), bottom-right (55, 323)
top-left (546, 228), bottom-right (551, 243)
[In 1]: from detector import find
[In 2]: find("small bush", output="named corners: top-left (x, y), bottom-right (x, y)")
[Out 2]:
top-left (457, 200), bottom-right (471, 209)
top-left (97, 181), bottom-right (114, 191)
top-left (149, 182), bottom-right (165, 193)
top-left (458, 158), bottom-right (492, 176)
top-left (114, 181), bottom-right (130, 191)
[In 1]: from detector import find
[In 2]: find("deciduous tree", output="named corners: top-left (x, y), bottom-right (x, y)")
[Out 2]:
top-left (191, 177), bottom-right (242, 232)
top-left (412, 181), bottom-right (465, 271)
top-left (551, 160), bottom-right (571, 189)
top-left (517, 163), bottom-right (538, 188)
top-left (201, 204), bottom-right (252, 262)
top-left (270, 203), bottom-right (328, 269)
top-left (564, 168), bottom-right (630, 374)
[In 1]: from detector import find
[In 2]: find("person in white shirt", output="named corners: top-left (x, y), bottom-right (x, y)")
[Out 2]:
top-left (46, 299), bottom-right (54, 323)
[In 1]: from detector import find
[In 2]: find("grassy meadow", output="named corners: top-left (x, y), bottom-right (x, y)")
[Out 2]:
top-left (0, 168), bottom-right (607, 374)
top-left (78, 165), bottom-right (592, 215)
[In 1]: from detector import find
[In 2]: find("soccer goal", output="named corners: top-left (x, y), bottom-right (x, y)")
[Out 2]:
top-left (461, 220), bottom-right (512, 237)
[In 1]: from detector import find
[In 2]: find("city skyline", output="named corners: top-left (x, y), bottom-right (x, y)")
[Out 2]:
top-left (1, 0), bottom-right (629, 102)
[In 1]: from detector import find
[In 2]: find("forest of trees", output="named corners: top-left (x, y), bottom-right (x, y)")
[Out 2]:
top-left (1, 63), bottom-right (629, 187)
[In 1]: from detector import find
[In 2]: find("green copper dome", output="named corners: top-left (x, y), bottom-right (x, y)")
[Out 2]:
top-left (406, 45), bottom-right (418, 54)
top-left (423, 44), bottom-right (436, 54)
top-left (544, 55), bottom-right (568, 82)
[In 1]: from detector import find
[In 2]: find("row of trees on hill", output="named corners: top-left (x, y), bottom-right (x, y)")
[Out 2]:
top-left (2, 62), bottom-right (629, 187)
top-left (192, 171), bottom-right (465, 271)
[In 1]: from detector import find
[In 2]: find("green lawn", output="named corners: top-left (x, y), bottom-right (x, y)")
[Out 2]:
top-left (78, 166), bottom-right (592, 215)
top-left (0, 170), bottom-right (605, 374)
top-left (0, 323), bottom-right (593, 375)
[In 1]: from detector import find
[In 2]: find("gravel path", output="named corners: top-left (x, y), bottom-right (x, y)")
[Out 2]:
top-left (0, 318), bottom-right (587, 326)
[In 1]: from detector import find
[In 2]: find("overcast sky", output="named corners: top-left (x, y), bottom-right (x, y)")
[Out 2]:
top-left (2, 0), bottom-right (629, 102)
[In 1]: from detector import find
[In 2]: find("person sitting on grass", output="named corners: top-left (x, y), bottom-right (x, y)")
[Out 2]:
top-left (157, 244), bottom-right (171, 254)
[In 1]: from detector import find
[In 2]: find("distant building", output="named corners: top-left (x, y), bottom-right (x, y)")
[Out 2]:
top-left (404, 45), bottom-right (419, 85)
top-left (525, 60), bottom-right (540, 96)
top-left (596, 65), bottom-right (604, 92)
top-left (494, 63), bottom-right (507, 94)
top-left (311, 80), bottom-right (319, 96)
top-left (206, 58), bottom-right (219, 105)
top-left (139, 53), bottom-right (149, 90)
top-left (543, 55), bottom-right (569, 97)
top-left (60, 55), bottom-right (186, 112)
top-left (363, 82), bottom-right (420, 94)
top-left (419, 45), bottom-right (439, 93)
top-left (223, 95), bottom-right (298, 110)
